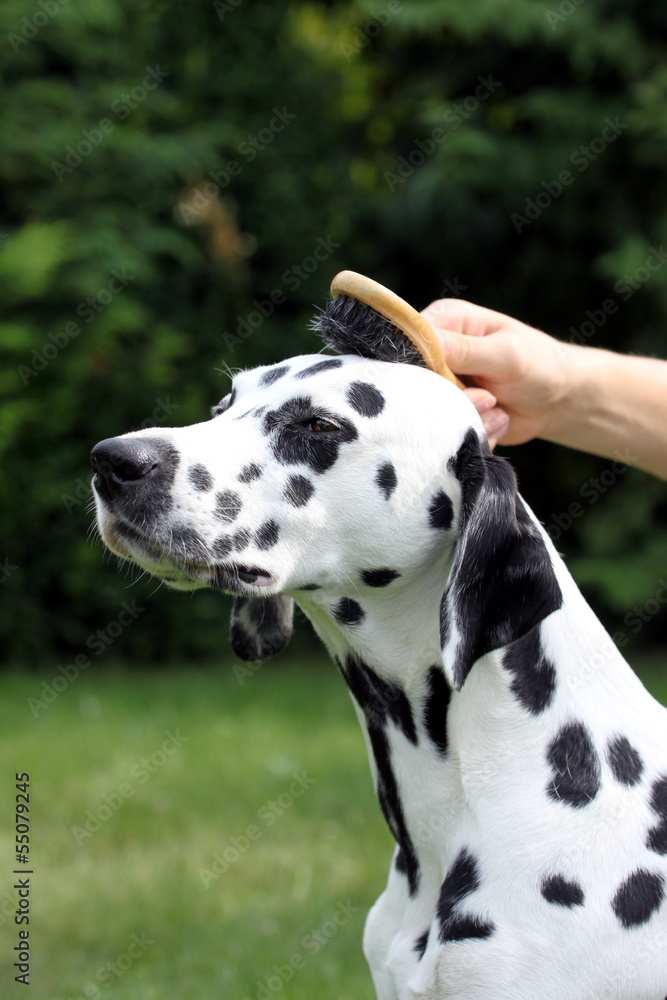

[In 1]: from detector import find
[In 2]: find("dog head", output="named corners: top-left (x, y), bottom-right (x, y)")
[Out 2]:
top-left (91, 354), bottom-right (560, 677)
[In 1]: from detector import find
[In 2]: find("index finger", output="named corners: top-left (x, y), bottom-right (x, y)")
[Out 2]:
top-left (420, 299), bottom-right (510, 339)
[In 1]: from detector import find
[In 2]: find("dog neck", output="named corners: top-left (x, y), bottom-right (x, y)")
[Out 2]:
top-left (293, 545), bottom-right (643, 895)
top-left (294, 550), bottom-right (448, 685)
top-left (294, 550), bottom-right (460, 895)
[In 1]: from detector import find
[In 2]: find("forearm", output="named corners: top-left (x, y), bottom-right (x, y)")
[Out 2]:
top-left (543, 346), bottom-right (667, 479)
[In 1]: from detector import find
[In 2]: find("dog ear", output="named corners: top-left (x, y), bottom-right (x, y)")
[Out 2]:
top-left (230, 595), bottom-right (295, 662)
top-left (440, 428), bottom-right (562, 690)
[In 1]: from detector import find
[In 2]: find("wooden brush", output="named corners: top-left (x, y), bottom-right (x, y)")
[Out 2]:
top-left (313, 270), bottom-right (465, 389)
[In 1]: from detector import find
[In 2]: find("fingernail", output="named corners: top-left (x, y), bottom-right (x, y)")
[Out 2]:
top-left (485, 411), bottom-right (509, 434)
top-left (473, 397), bottom-right (495, 414)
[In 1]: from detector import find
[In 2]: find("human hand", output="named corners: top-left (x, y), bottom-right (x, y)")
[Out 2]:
top-left (421, 299), bottom-right (577, 448)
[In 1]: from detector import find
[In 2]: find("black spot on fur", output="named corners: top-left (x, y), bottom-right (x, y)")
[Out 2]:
top-left (442, 914), bottom-right (496, 943)
top-left (238, 463), bottom-right (263, 483)
top-left (346, 381), bottom-right (385, 417)
top-left (374, 737), bottom-right (418, 895)
top-left (229, 595), bottom-right (294, 662)
top-left (297, 583), bottom-right (319, 591)
top-left (170, 525), bottom-right (209, 562)
top-left (283, 475), bottom-right (314, 507)
top-left (502, 626), bottom-right (556, 715)
top-left (255, 521), bottom-right (280, 550)
top-left (188, 464), bottom-right (213, 492)
top-left (264, 396), bottom-right (358, 474)
top-left (541, 875), bottom-right (585, 908)
top-left (232, 529), bottom-right (251, 552)
top-left (428, 490), bottom-right (454, 531)
top-left (233, 406), bottom-right (267, 421)
top-left (414, 929), bottom-right (429, 959)
top-left (423, 666), bottom-right (451, 757)
top-left (211, 388), bottom-right (236, 417)
top-left (377, 784), bottom-right (401, 850)
top-left (259, 365), bottom-right (289, 387)
top-left (342, 654), bottom-right (419, 895)
top-left (117, 522), bottom-right (183, 567)
top-left (438, 850), bottom-right (480, 916)
top-left (212, 535), bottom-right (232, 558)
top-left (611, 869), bottom-right (665, 928)
top-left (376, 461), bottom-right (397, 499)
top-left (394, 849), bottom-right (407, 873)
top-left (361, 568), bottom-right (400, 588)
top-left (343, 655), bottom-right (417, 745)
top-left (247, 600), bottom-right (271, 626)
top-left (214, 490), bottom-right (242, 523)
top-left (607, 735), bottom-right (644, 787)
top-left (546, 722), bottom-right (601, 808)
top-left (333, 598), bottom-right (365, 627)
top-left (442, 428), bottom-right (563, 689)
top-left (647, 775), bottom-right (667, 855)
top-left (437, 849), bottom-right (495, 943)
top-left (294, 358), bottom-right (343, 379)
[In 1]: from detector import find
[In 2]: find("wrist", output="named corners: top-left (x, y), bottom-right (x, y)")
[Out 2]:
top-left (540, 344), bottom-right (614, 449)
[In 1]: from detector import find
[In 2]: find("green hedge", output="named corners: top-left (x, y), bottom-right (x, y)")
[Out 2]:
top-left (2, 0), bottom-right (667, 664)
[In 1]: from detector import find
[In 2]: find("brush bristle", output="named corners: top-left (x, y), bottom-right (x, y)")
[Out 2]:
top-left (311, 294), bottom-right (427, 367)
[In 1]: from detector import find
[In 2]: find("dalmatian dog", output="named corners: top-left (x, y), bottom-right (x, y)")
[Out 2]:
top-left (91, 353), bottom-right (667, 1000)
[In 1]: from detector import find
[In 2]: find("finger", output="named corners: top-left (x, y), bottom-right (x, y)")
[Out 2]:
top-left (438, 328), bottom-right (511, 380)
top-left (494, 419), bottom-right (510, 445)
top-left (480, 408), bottom-right (510, 441)
top-left (463, 386), bottom-right (497, 413)
top-left (421, 299), bottom-right (508, 338)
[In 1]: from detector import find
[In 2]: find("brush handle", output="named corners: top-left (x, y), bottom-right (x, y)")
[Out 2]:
top-left (330, 270), bottom-right (465, 390)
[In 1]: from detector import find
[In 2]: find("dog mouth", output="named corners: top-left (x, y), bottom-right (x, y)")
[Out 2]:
top-left (158, 561), bottom-right (275, 593)
top-left (101, 518), bottom-right (275, 592)
top-left (211, 565), bottom-right (274, 589)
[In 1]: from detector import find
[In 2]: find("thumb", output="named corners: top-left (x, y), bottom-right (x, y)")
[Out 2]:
top-left (439, 328), bottom-right (503, 380)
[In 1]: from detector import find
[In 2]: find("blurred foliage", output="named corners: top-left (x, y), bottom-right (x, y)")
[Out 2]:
top-left (1, 0), bottom-right (667, 664)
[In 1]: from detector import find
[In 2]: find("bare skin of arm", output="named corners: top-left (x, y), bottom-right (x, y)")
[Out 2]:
top-left (421, 298), bottom-right (667, 480)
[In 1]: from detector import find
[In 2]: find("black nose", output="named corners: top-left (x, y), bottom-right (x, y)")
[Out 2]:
top-left (90, 437), bottom-right (159, 500)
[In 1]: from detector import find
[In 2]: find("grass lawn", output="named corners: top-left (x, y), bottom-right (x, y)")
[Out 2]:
top-left (0, 655), bottom-right (388, 1000)
top-left (0, 652), bottom-right (665, 1000)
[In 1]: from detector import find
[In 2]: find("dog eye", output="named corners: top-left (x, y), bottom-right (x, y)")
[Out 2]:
top-left (211, 392), bottom-right (234, 418)
top-left (301, 417), bottom-right (339, 433)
